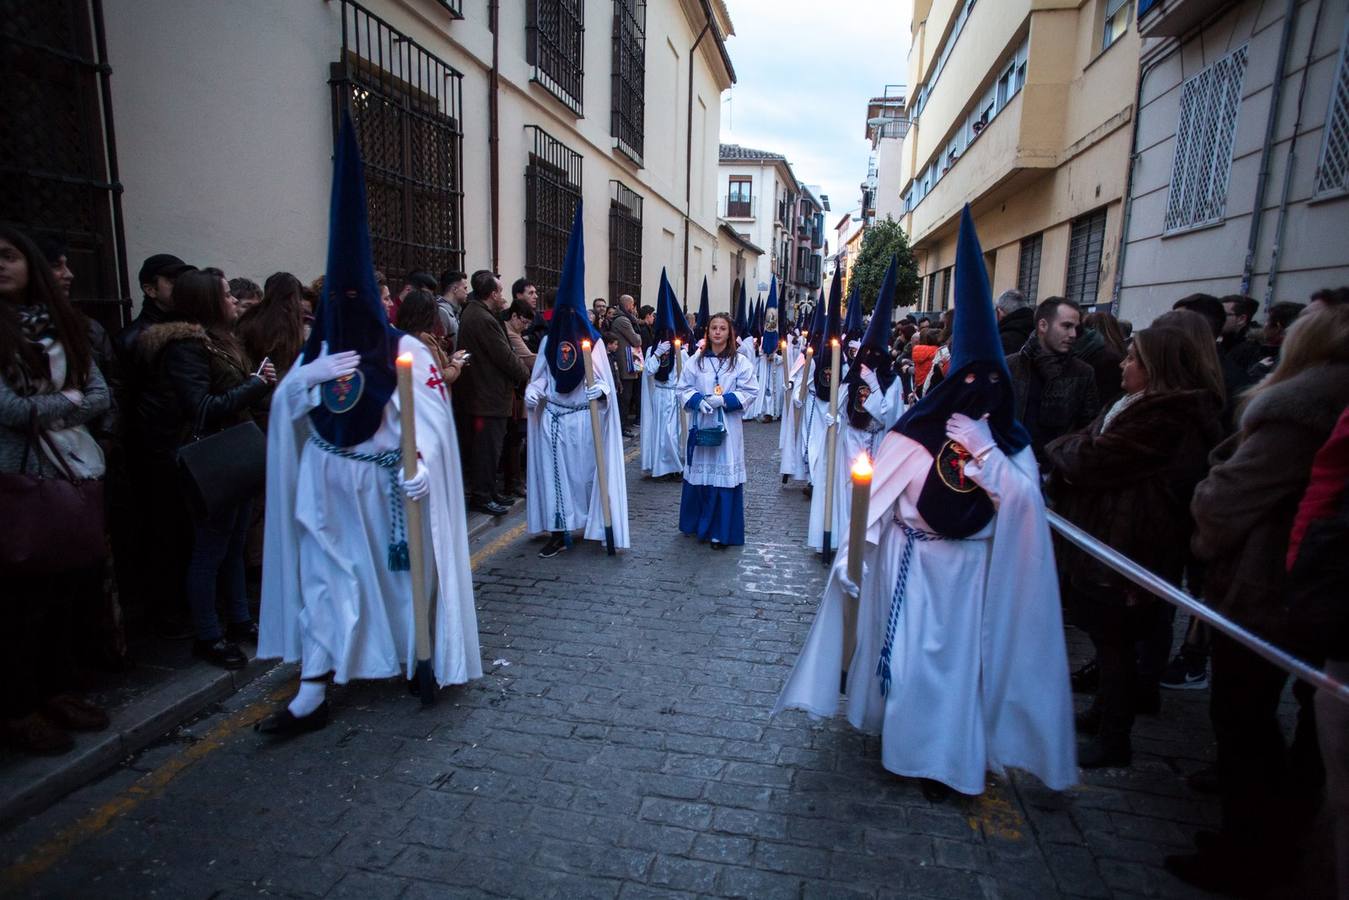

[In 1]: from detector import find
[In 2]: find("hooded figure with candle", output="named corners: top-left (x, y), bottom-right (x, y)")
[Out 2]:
top-left (524, 203), bottom-right (630, 559)
top-left (750, 278), bottom-right (784, 423)
top-left (805, 275), bottom-right (848, 552)
top-left (775, 207), bottom-right (1076, 797)
top-left (779, 300), bottom-right (819, 484)
top-left (639, 268), bottom-right (691, 479)
top-left (256, 114), bottom-right (481, 734)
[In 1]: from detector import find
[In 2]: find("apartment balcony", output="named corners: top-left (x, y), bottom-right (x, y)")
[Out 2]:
top-left (1137, 0), bottom-right (1230, 38)
top-left (720, 195), bottom-right (757, 220)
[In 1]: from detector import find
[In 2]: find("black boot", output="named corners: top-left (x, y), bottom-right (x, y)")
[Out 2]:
top-left (255, 700), bottom-right (330, 736)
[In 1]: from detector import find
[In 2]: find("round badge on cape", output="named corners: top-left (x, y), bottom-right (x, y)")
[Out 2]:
top-left (935, 439), bottom-right (979, 493)
top-left (321, 369), bottom-right (365, 414)
top-left (558, 341), bottom-right (577, 371)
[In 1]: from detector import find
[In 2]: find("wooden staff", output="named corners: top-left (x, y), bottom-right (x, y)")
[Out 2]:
top-left (841, 451), bottom-right (873, 692)
top-left (793, 345), bottom-right (814, 441)
top-left (396, 353), bottom-right (436, 705)
top-left (822, 338), bottom-right (842, 563)
top-left (674, 338), bottom-right (687, 452)
top-left (581, 339), bottom-right (616, 555)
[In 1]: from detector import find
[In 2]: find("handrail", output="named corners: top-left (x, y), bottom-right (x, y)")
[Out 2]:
top-left (1046, 510), bottom-right (1349, 706)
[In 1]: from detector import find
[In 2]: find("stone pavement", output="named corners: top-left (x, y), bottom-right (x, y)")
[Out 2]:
top-left (0, 420), bottom-right (1275, 898)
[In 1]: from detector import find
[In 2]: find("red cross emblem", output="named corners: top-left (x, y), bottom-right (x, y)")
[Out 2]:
top-left (426, 365), bottom-right (447, 400)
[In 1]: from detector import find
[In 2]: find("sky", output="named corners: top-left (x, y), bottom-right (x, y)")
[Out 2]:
top-left (719, 0), bottom-right (910, 226)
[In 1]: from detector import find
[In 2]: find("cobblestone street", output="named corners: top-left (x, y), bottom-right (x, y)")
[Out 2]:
top-left (1, 422), bottom-right (1240, 899)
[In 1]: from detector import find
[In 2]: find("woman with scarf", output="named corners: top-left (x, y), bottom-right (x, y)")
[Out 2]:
top-left (0, 226), bottom-right (112, 755)
top-left (1045, 325), bottom-right (1225, 768)
top-left (678, 312), bottom-right (760, 548)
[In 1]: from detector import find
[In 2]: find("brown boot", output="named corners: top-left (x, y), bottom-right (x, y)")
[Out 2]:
top-left (2, 713), bottom-right (75, 755)
top-left (43, 694), bottom-right (111, 732)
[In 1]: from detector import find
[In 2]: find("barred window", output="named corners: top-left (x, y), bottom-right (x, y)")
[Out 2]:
top-left (525, 126), bottom-right (582, 301)
top-left (330, 0), bottom-right (464, 279)
top-left (1164, 45), bottom-right (1248, 233)
top-left (609, 181), bottom-right (643, 303)
top-left (1017, 233), bottom-right (1042, 304)
top-left (1066, 208), bottom-right (1108, 307)
top-left (528, 0), bottom-right (585, 115)
top-left (611, 0), bottom-right (646, 164)
top-left (1314, 23), bottom-right (1349, 197)
top-left (925, 271), bottom-right (938, 311)
top-left (938, 266), bottom-right (952, 310)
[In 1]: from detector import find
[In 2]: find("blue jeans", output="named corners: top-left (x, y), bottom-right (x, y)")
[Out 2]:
top-left (185, 500), bottom-right (252, 642)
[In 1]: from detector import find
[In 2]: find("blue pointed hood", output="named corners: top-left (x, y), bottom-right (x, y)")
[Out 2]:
top-left (734, 281), bottom-right (749, 337)
top-left (763, 276), bottom-right (780, 349)
top-left (843, 283), bottom-right (865, 342)
top-left (844, 255), bottom-right (898, 427)
top-left (651, 268), bottom-right (690, 382)
top-left (891, 205), bottom-right (1030, 538)
top-left (301, 111), bottom-right (402, 448)
top-left (811, 272), bottom-right (843, 394)
top-left (544, 201), bottom-right (601, 394)
top-left (752, 295), bottom-right (765, 341)
top-left (695, 277), bottom-right (710, 343)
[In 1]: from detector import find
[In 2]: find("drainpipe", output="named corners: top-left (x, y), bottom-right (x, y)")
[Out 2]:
top-left (488, 0), bottom-right (501, 273)
top-left (91, 0), bottom-right (131, 321)
top-left (1263, 0), bottom-right (1325, 308)
top-left (1110, 51), bottom-right (1168, 316)
top-left (1240, 0), bottom-right (1299, 301)
top-left (683, 13), bottom-right (713, 298)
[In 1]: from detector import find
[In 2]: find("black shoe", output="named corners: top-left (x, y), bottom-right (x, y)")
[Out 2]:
top-left (1075, 705), bottom-right (1100, 735)
top-left (1160, 652), bottom-right (1210, 690)
top-left (491, 494), bottom-right (516, 508)
top-left (710, 540), bottom-right (729, 551)
top-left (255, 701), bottom-right (330, 736)
top-left (1070, 660), bottom-right (1099, 693)
top-left (193, 638), bottom-right (247, 670)
top-left (1078, 736), bottom-right (1131, 769)
top-left (920, 779), bottom-right (953, 803)
top-left (470, 500), bottom-right (510, 517)
top-left (538, 535), bottom-right (567, 559)
top-left (225, 619), bottom-right (259, 644)
top-left (501, 484), bottom-right (527, 500)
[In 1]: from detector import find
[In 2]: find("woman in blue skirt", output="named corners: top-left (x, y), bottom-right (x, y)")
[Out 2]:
top-left (678, 313), bottom-right (760, 548)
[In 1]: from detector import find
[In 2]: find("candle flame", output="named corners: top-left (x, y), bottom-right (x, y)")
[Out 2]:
top-left (396, 352), bottom-right (414, 367)
top-left (581, 339), bottom-right (592, 351)
top-left (780, 339), bottom-right (787, 349)
top-left (674, 339), bottom-right (682, 347)
top-left (851, 451), bottom-right (873, 480)
top-left (831, 338), bottom-right (839, 347)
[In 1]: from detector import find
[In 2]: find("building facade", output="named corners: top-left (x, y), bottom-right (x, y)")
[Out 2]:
top-left (1115, 0), bottom-right (1349, 325)
top-left (3, 0), bottom-right (736, 324)
top-left (890, 0), bottom-right (1141, 314)
top-left (868, 86), bottom-right (912, 225)
top-left (717, 143), bottom-right (825, 318)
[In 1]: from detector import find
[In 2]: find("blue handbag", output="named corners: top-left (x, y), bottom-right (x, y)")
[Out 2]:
top-left (693, 408), bottom-right (727, 447)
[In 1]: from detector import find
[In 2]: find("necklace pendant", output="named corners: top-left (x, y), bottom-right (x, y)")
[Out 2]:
top-left (713, 384), bottom-right (724, 395)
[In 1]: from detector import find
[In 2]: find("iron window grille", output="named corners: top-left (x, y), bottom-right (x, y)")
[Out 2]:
top-left (609, 180), bottom-right (643, 304)
top-left (528, 0), bottom-right (585, 115)
top-left (330, 0), bottom-right (464, 281)
top-left (1164, 45), bottom-right (1248, 233)
top-left (1066, 208), bottom-right (1108, 307)
top-left (939, 267), bottom-right (952, 310)
top-left (1314, 20), bottom-right (1349, 198)
top-left (1017, 233), bottom-right (1043, 304)
top-left (925, 271), bottom-right (939, 311)
top-left (525, 126), bottom-right (583, 301)
top-left (611, 0), bottom-right (646, 164)
top-left (1, 0), bottom-right (130, 328)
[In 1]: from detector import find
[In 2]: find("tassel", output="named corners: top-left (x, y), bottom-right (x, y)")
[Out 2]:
top-left (388, 540), bottom-right (410, 571)
top-left (876, 653), bottom-right (892, 697)
top-left (562, 531), bottom-right (573, 549)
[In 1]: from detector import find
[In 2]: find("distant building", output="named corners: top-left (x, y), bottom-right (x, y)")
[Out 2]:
top-left (889, 0), bottom-right (1140, 313)
top-left (868, 86), bottom-right (911, 225)
top-left (1115, 0), bottom-right (1349, 324)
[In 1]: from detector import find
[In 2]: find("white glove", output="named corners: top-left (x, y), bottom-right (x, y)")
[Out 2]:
top-left (860, 365), bottom-right (880, 393)
top-left (847, 340), bottom-right (861, 354)
top-left (655, 340), bottom-right (672, 356)
top-left (698, 399), bottom-right (714, 415)
top-left (823, 412), bottom-right (838, 428)
top-left (524, 384), bottom-right (544, 410)
top-left (705, 394), bottom-right (726, 409)
top-left (792, 396), bottom-right (804, 410)
top-left (833, 557), bottom-right (868, 600)
top-left (585, 384), bottom-right (604, 402)
top-left (946, 413), bottom-right (996, 460)
top-left (400, 462), bottom-right (430, 500)
top-left (296, 341), bottom-right (361, 389)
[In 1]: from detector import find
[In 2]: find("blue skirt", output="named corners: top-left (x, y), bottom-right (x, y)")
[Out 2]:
top-left (679, 482), bottom-right (745, 545)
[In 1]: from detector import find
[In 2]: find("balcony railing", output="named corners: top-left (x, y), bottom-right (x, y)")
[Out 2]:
top-left (720, 194), bottom-right (757, 219)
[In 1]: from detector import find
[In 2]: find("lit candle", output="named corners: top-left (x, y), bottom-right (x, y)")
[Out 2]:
top-left (579, 339), bottom-right (616, 555)
top-left (395, 352), bottom-right (433, 697)
top-left (796, 346), bottom-right (813, 405)
top-left (847, 451), bottom-right (872, 585)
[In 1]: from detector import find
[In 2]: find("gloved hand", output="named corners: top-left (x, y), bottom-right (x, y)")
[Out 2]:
top-left (860, 365), bottom-right (880, 393)
top-left (946, 413), bottom-right (996, 460)
top-left (400, 462), bottom-right (430, 500)
top-left (524, 384), bottom-right (544, 410)
top-left (655, 340), bottom-right (672, 356)
top-left (699, 399), bottom-right (714, 415)
top-left (705, 394), bottom-right (726, 409)
top-left (792, 395), bottom-right (804, 410)
top-left (833, 556), bottom-right (868, 600)
top-left (847, 339), bottom-right (861, 354)
top-left (824, 411), bottom-right (838, 428)
top-left (584, 384), bottom-right (604, 402)
top-left (296, 341), bottom-right (361, 389)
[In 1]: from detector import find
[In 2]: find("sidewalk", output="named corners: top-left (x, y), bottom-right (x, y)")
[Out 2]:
top-left (0, 498), bottom-right (523, 830)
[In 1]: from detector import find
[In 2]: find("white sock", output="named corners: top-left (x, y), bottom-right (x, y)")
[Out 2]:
top-left (288, 680), bottom-right (327, 717)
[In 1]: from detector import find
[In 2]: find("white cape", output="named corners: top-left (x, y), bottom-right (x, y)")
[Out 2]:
top-left (525, 338), bottom-right (631, 548)
top-left (639, 348), bottom-right (686, 478)
top-left (258, 335), bottom-right (482, 688)
top-left (775, 433), bottom-right (1077, 795)
top-left (779, 349), bottom-right (811, 481)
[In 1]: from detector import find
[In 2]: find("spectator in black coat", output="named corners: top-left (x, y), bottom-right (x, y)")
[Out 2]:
top-left (1005, 297), bottom-right (1101, 463)
top-left (995, 289), bottom-right (1034, 355)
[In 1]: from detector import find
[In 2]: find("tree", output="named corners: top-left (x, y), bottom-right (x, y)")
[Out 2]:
top-left (848, 216), bottom-right (920, 312)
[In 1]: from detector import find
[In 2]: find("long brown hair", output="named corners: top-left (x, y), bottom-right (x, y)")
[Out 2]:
top-left (1240, 303), bottom-right (1349, 416)
top-left (0, 225), bottom-right (93, 390)
top-left (1146, 309), bottom-right (1226, 403)
top-left (173, 269), bottom-right (247, 369)
top-left (237, 271), bottom-right (305, 372)
top-left (1084, 310), bottom-right (1126, 355)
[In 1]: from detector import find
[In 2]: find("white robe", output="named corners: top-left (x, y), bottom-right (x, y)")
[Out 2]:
top-left (678, 352), bottom-right (760, 488)
top-left (524, 338), bottom-right (631, 548)
top-left (775, 433), bottom-right (1078, 796)
top-left (639, 347), bottom-right (686, 478)
top-left (258, 335), bottom-right (482, 688)
top-left (813, 378), bottom-right (908, 553)
top-left (751, 344), bottom-right (784, 421)
top-left (779, 349), bottom-right (811, 481)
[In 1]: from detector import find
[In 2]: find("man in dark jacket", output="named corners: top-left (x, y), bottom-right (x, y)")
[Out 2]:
top-left (1219, 294), bottom-right (1262, 373)
top-left (1006, 296), bottom-right (1100, 463)
top-left (995, 289), bottom-right (1034, 355)
top-left (454, 270), bottom-right (530, 516)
